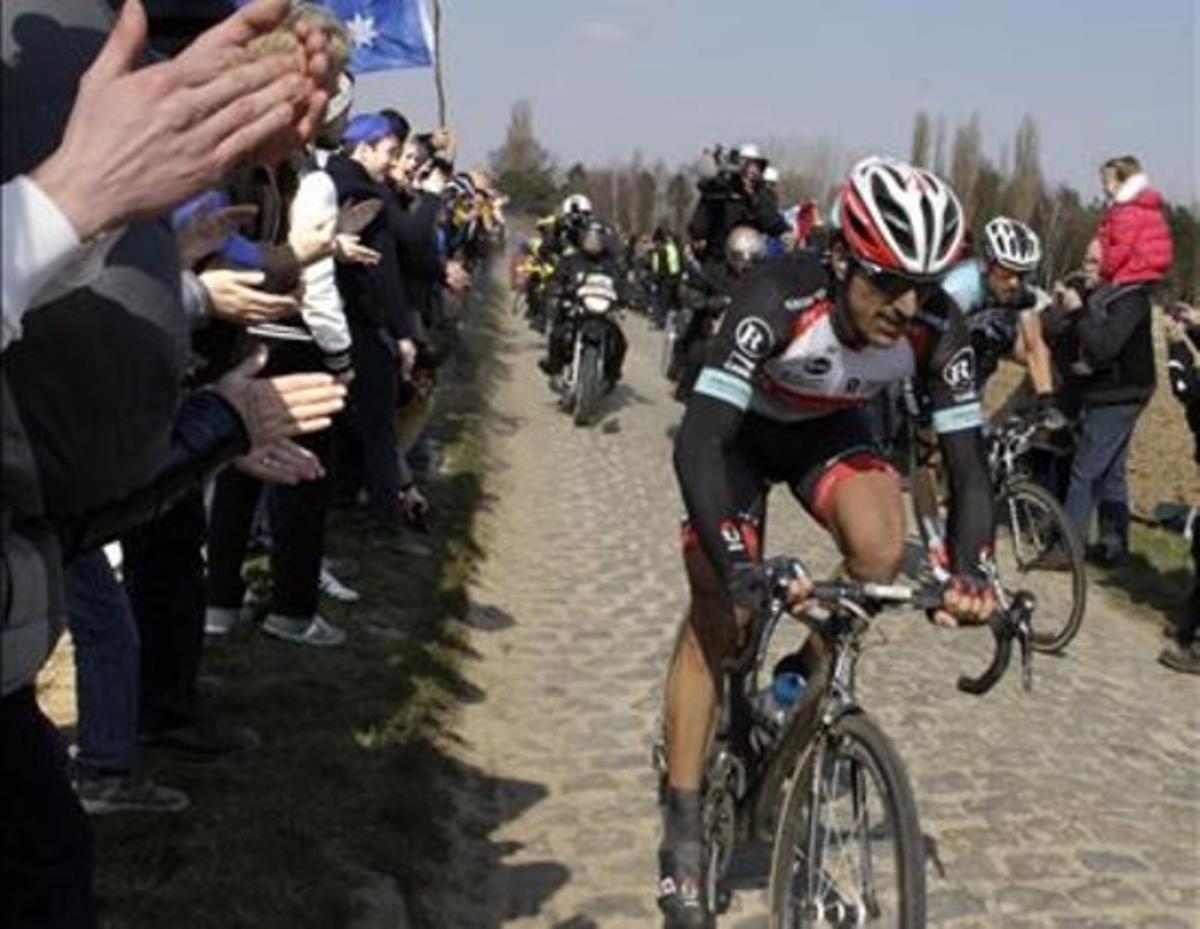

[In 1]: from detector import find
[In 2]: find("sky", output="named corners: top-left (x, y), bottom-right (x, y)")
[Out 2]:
top-left (355, 0), bottom-right (1199, 204)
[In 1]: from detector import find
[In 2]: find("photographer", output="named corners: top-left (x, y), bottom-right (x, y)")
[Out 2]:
top-left (1160, 302), bottom-right (1200, 675)
top-left (687, 143), bottom-right (787, 267)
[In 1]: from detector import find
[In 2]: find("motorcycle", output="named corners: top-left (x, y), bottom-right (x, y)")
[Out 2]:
top-left (557, 271), bottom-right (625, 427)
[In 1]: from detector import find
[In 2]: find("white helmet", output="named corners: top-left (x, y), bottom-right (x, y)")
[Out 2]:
top-left (982, 216), bottom-right (1042, 273)
top-left (736, 142), bottom-right (767, 164)
top-left (725, 225), bottom-right (767, 272)
top-left (560, 193), bottom-right (592, 217)
top-left (837, 155), bottom-right (965, 277)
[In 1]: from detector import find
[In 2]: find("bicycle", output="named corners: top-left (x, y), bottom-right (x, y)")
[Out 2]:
top-left (656, 558), bottom-right (1034, 928)
top-left (898, 383), bottom-right (1086, 654)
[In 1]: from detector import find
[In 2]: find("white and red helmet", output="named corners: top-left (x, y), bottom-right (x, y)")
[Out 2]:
top-left (837, 156), bottom-right (965, 278)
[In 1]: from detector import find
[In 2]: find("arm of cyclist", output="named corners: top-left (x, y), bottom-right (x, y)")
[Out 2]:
top-left (1015, 309), bottom-right (1057, 399)
top-left (919, 297), bottom-right (997, 624)
top-left (673, 269), bottom-right (798, 604)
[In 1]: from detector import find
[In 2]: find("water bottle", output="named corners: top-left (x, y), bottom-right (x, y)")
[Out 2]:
top-left (754, 671), bottom-right (807, 730)
top-left (771, 671), bottom-right (807, 712)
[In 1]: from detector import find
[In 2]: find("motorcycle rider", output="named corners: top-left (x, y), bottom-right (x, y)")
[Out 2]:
top-left (539, 217), bottom-right (628, 387)
top-left (687, 142), bottom-right (788, 268)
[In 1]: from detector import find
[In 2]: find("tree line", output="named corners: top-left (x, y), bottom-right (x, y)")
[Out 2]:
top-left (491, 100), bottom-right (1196, 299)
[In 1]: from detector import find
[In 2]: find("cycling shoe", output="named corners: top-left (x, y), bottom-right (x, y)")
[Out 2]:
top-left (657, 844), bottom-right (712, 929)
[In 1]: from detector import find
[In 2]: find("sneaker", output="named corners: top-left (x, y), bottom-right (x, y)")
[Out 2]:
top-left (1158, 640), bottom-right (1200, 675)
top-left (318, 565), bottom-right (360, 603)
top-left (141, 717), bottom-right (261, 759)
top-left (262, 613), bottom-right (347, 647)
top-left (204, 604), bottom-right (257, 636)
top-left (74, 770), bottom-right (190, 815)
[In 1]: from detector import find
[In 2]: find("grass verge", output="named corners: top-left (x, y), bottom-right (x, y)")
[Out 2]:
top-left (93, 285), bottom-right (504, 929)
top-left (1093, 521), bottom-right (1192, 627)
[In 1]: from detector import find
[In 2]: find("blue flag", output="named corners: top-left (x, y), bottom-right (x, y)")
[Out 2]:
top-left (324, 0), bottom-right (435, 73)
top-left (233, 0), bottom-right (435, 72)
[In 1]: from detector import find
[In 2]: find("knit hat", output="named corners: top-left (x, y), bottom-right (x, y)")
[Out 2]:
top-left (342, 113), bottom-right (393, 147)
top-left (324, 72), bottom-right (354, 126)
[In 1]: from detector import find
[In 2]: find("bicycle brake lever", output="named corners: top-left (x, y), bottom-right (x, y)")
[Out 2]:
top-left (1018, 614), bottom-right (1033, 693)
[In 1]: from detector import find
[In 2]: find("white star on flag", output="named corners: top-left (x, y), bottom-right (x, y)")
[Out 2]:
top-left (347, 11), bottom-right (380, 49)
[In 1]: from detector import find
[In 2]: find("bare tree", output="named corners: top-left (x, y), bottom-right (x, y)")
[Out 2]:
top-left (933, 115), bottom-right (948, 176)
top-left (910, 110), bottom-right (933, 168)
top-left (949, 113), bottom-right (984, 217)
top-left (1002, 114), bottom-right (1043, 222)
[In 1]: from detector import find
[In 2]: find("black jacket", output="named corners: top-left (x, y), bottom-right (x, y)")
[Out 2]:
top-left (325, 154), bottom-right (414, 339)
top-left (687, 179), bottom-right (787, 263)
top-left (1075, 284), bottom-right (1156, 406)
top-left (1167, 327), bottom-right (1200, 462)
top-left (386, 187), bottom-right (445, 330)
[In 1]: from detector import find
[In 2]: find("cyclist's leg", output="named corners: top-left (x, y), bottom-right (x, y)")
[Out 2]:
top-left (659, 484), bottom-right (764, 923)
top-left (791, 410), bottom-right (906, 583)
top-left (663, 543), bottom-right (736, 791)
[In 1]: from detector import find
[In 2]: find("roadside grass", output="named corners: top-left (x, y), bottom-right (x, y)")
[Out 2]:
top-left (1093, 521), bottom-right (1192, 627)
top-left (92, 288), bottom-right (503, 929)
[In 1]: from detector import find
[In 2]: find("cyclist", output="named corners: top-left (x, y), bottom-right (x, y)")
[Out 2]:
top-left (658, 156), bottom-right (997, 927)
top-left (941, 216), bottom-right (1061, 416)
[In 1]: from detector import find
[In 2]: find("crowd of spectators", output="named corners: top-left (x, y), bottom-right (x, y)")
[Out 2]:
top-left (0, 1), bottom-right (505, 926)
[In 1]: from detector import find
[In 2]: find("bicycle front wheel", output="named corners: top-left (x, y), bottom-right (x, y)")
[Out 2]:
top-left (995, 479), bottom-right (1087, 653)
top-left (768, 713), bottom-right (925, 929)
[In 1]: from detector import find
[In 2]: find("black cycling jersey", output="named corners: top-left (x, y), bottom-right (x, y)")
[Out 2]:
top-left (674, 252), bottom-right (994, 589)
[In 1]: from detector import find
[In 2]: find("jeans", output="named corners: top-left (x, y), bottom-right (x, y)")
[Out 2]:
top-left (65, 550), bottom-right (139, 775)
top-left (0, 687), bottom-right (96, 929)
top-left (1064, 402), bottom-right (1145, 548)
top-left (121, 492), bottom-right (207, 734)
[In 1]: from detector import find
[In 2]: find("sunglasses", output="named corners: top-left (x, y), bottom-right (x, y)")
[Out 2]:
top-left (853, 260), bottom-right (942, 303)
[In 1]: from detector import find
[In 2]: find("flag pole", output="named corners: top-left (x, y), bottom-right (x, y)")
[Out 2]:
top-left (432, 0), bottom-right (447, 126)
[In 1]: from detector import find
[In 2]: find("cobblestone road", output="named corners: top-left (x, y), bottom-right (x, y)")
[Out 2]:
top-left (438, 307), bottom-right (1199, 929)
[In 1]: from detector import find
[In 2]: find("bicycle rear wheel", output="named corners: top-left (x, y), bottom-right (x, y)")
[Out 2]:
top-left (995, 479), bottom-right (1087, 653)
top-left (768, 713), bottom-right (924, 929)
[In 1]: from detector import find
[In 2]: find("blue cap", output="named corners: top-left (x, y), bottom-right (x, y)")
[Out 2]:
top-left (342, 113), bottom-right (394, 147)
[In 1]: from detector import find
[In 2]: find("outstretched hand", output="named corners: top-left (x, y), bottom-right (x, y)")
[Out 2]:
top-left (31, 0), bottom-right (325, 241)
top-left (214, 346), bottom-right (346, 447)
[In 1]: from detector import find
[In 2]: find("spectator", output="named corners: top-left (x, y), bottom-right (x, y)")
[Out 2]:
top-left (205, 5), bottom-right (356, 648)
top-left (1160, 303), bottom-right (1200, 675)
top-left (1053, 157), bottom-right (1174, 568)
top-left (1, 2), bottom-right (340, 924)
top-left (325, 113), bottom-right (421, 542)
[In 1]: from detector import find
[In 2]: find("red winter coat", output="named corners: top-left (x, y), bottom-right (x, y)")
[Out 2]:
top-left (1098, 176), bottom-right (1174, 284)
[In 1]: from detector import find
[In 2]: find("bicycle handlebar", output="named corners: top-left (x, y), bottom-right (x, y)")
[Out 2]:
top-left (758, 557), bottom-right (1034, 697)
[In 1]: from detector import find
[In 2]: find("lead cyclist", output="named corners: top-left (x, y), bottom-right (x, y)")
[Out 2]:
top-left (657, 156), bottom-right (998, 928)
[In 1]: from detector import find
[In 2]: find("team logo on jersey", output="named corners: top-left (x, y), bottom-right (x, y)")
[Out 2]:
top-left (735, 317), bottom-right (774, 358)
top-left (942, 346), bottom-right (976, 392)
